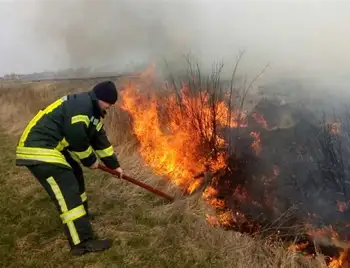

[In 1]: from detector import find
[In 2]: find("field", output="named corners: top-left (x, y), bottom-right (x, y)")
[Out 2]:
top-left (0, 74), bottom-right (339, 268)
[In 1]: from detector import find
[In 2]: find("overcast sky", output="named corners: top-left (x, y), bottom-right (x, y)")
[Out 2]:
top-left (0, 0), bottom-right (349, 83)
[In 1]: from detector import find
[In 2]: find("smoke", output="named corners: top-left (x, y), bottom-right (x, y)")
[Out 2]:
top-left (31, 0), bottom-right (205, 73)
top-left (2, 0), bottom-right (350, 95)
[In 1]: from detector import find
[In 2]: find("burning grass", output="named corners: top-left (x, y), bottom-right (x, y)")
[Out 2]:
top-left (115, 58), bottom-right (350, 267)
top-left (0, 58), bottom-right (348, 267)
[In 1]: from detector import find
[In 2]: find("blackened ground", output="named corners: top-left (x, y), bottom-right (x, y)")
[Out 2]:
top-left (213, 99), bottom-right (350, 257)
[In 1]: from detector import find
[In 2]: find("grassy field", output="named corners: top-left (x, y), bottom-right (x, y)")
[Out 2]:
top-left (0, 78), bottom-right (328, 267)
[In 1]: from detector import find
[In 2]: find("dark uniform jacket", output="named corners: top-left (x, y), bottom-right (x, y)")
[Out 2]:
top-left (15, 90), bottom-right (120, 170)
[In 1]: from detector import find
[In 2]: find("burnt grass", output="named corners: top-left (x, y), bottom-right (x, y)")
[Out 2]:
top-left (161, 55), bottom-right (350, 260)
top-left (210, 100), bottom-right (350, 258)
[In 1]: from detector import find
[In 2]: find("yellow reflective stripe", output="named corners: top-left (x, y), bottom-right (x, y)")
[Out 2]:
top-left (66, 222), bottom-right (79, 245)
top-left (60, 205), bottom-right (86, 224)
top-left (18, 98), bottom-right (64, 147)
top-left (16, 154), bottom-right (71, 167)
top-left (81, 192), bottom-right (87, 202)
top-left (71, 146), bottom-right (93, 159)
top-left (96, 121), bottom-right (103, 131)
top-left (47, 176), bottom-right (68, 211)
top-left (16, 147), bottom-right (71, 167)
top-left (95, 146), bottom-right (114, 158)
top-left (71, 115), bottom-right (90, 127)
top-left (46, 176), bottom-right (81, 245)
top-left (17, 147), bottom-right (65, 157)
top-left (55, 137), bottom-right (69, 151)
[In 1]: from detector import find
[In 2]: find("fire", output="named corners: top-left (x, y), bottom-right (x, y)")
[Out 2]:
top-left (250, 131), bottom-right (262, 155)
top-left (329, 250), bottom-right (349, 268)
top-left (118, 67), bottom-right (350, 267)
top-left (301, 225), bottom-right (350, 267)
top-left (120, 75), bottom-right (246, 194)
top-left (251, 112), bottom-right (268, 129)
top-left (336, 201), bottom-right (350, 213)
top-left (288, 241), bottom-right (309, 252)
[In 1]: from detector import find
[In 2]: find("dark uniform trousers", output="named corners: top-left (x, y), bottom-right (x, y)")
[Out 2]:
top-left (27, 151), bottom-right (93, 248)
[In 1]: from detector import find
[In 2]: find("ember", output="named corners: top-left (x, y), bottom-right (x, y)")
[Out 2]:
top-left (118, 62), bottom-right (350, 267)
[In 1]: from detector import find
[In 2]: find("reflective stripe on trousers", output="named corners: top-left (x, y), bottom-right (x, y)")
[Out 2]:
top-left (46, 176), bottom-right (87, 245)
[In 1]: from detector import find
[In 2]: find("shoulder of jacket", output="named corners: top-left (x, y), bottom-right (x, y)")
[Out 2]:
top-left (65, 92), bottom-right (93, 111)
top-left (63, 92), bottom-right (105, 129)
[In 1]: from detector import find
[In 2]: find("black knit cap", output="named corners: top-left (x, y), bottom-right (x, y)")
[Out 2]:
top-left (92, 81), bottom-right (118, 104)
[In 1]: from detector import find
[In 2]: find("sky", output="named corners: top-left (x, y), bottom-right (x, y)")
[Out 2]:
top-left (0, 0), bottom-right (350, 86)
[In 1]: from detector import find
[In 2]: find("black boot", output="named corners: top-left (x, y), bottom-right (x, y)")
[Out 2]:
top-left (71, 239), bottom-right (113, 256)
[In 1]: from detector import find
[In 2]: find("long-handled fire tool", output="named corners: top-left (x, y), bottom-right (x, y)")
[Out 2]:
top-left (98, 164), bottom-right (174, 202)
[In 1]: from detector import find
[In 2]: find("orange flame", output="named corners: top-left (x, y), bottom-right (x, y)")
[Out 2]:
top-left (119, 68), bottom-right (349, 267)
top-left (336, 200), bottom-right (350, 213)
top-left (288, 241), bottom-right (309, 252)
top-left (250, 131), bottom-right (262, 155)
top-left (329, 249), bottom-right (349, 268)
top-left (120, 75), bottom-right (246, 194)
top-left (252, 112), bottom-right (268, 129)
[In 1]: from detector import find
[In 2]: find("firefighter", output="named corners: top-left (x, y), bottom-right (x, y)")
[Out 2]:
top-left (15, 80), bottom-right (123, 256)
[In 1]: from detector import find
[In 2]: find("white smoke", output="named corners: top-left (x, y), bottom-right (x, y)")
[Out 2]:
top-left (1, 0), bottom-right (350, 92)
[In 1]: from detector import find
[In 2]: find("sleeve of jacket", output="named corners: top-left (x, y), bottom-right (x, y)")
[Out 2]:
top-left (63, 102), bottom-right (97, 167)
top-left (90, 121), bottom-right (120, 169)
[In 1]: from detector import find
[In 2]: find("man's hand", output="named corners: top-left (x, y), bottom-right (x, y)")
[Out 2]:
top-left (115, 167), bottom-right (123, 178)
top-left (90, 159), bottom-right (99, 169)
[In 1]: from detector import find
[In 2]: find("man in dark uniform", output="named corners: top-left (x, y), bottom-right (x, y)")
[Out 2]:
top-left (15, 81), bottom-right (123, 256)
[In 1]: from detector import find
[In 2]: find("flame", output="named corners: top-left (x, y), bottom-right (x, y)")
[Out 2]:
top-left (298, 225), bottom-right (350, 267)
top-left (336, 200), bottom-right (350, 213)
top-left (288, 241), bottom-right (309, 252)
top-left (250, 131), bottom-right (262, 155)
top-left (120, 70), bottom-right (250, 232)
top-left (252, 112), bottom-right (268, 129)
top-left (119, 68), bottom-right (349, 267)
top-left (120, 75), bottom-right (246, 194)
top-left (202, 186), bottom-right (226, 208)
top-left (329, 249), bottom-right (349, 268)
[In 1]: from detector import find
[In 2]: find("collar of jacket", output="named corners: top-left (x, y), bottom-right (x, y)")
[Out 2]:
top-left (88, 90), bottom-right (107, 118)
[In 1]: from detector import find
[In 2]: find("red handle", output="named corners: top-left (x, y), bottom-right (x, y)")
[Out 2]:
top-left (98, 164), bottom-right (174, 202)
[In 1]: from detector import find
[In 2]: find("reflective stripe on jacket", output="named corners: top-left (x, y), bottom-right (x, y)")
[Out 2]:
top-left (15, 90), bottom-right (120, 169)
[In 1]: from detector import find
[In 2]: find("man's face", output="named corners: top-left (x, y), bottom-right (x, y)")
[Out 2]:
top-left (98, 100), bottom-right (113, 112)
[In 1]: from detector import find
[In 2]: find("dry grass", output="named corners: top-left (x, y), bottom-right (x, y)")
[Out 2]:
top-left (0, 79), bottom-right (328, 267)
